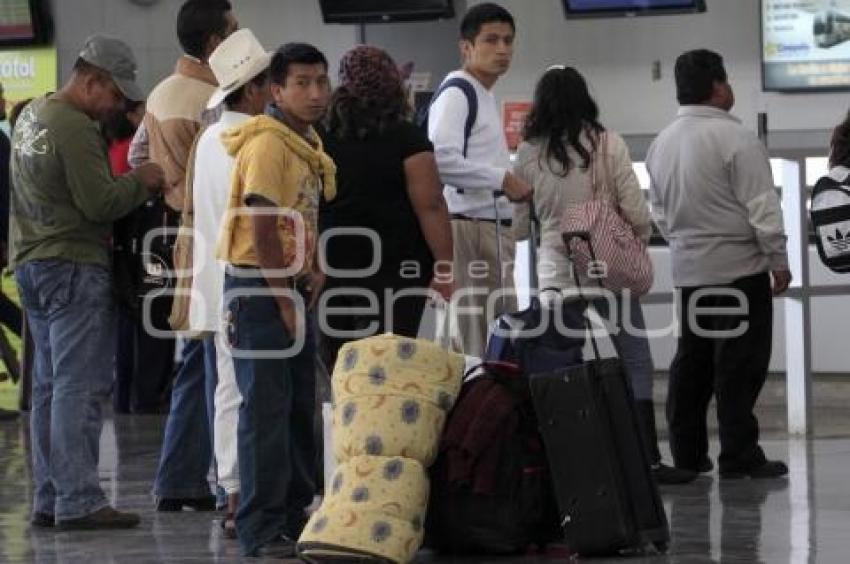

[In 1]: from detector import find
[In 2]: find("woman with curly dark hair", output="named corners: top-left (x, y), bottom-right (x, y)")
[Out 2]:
top-left (319, 45), bottom-right (453, 367)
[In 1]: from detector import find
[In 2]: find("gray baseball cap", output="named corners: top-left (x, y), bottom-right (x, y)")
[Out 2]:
top-left (78, 34), bottom-right (145, 102)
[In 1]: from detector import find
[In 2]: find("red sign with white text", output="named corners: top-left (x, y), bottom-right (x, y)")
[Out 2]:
top-left (503, 100), bottom-right (532, 152)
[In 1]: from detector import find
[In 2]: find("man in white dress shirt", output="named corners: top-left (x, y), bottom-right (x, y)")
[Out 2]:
top-left (428, 2), bottom-right (532, 358)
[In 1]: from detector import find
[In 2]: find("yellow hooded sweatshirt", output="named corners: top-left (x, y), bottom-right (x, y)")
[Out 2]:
top-left (216, 114), bottom-right (336, 275)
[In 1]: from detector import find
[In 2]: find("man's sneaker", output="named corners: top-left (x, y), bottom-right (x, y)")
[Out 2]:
top-left (253, 534), bottom-right (296, 558)
top-left (56, 506), bottom-right (140, 530)
top-left (652, 462), bottom-right (698, 485)
top-left (720, 460), bottom-right (789, 480)
top-left (30, 512), bottom-right (55, 528)
top-left (697, 457), bottom-right (714, 474)
top-left (155, 495), bottom-right (216, 512)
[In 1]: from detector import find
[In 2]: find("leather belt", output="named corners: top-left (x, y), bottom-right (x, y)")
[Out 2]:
top-left (450, 213), bottom-right (512, 228)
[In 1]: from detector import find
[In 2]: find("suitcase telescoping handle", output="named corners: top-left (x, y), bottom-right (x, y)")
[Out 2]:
top-left (528, 199), bottom-right (541, 296)
top-left (562, 230), bottom-right (603, 362)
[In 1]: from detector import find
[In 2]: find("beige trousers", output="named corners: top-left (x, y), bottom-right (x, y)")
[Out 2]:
top-left (448, 218), bottom-right (517, 359)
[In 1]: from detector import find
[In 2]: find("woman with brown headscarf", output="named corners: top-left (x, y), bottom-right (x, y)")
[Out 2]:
top-left (319, 45), bottom-right (453, 367)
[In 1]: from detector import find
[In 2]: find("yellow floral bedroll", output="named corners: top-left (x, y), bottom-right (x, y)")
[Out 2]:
top-left (298, 334), bottom-right (464, 563)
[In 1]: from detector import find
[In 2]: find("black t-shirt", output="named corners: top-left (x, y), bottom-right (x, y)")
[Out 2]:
top-left (321, 121), bottom-right (434, 279)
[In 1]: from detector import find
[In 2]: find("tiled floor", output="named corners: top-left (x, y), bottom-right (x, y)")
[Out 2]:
top-left (0, 409), bottom-right (846, 563)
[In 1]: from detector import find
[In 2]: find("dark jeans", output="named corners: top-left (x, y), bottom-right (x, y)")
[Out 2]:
top-left (319, 272), bottom-right (430, 369)
top-left (225, 272), bottom-right (317, 556)
top-left (666, 272), bottom-right (772, 473)
top-left (592, 295), bottom-right (654, 401)
top-left (152, 336), bottom-right (217, 499)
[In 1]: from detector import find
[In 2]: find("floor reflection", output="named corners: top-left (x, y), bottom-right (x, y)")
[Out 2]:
top-left (0, 413), bottom-right (844, 563)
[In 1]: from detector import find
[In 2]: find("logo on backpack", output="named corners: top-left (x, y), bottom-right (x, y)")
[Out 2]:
top-left (826, 226), bottom-right (850, 254)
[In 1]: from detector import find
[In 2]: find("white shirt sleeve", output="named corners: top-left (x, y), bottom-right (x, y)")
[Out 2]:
top-left (428, 87), bottom-right (507, 192)
top-left (646, 149), bottom-right (670, 242)
top-left (730, 136), bottom-right (789, 271)
top-left (512, 142), bottom-right (535, 240)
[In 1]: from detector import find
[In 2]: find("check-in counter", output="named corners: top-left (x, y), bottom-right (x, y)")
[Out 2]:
top-left (512, 157), bottom-right (850, 374)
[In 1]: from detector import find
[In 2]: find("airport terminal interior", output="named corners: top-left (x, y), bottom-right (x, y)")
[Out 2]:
top-left (1, 0), bottom-right (850, 562)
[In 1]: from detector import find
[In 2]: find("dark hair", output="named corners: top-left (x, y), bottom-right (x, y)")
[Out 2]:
top-left (9, 97), bottom-right (33, 131)
top-left (326, 84), bottom-right (408, 140)
top-left (176, 0), bottom-right (233, 60)
top-left (270, 43), bottom-right (328, 86)
top-left (223, 69), bottom-right (269, 109)
top-left (102, 100), bottom-right (144, 142)
top-left (675, 49), bottom-right (727, 105)
top-left (460, 2), bottom-right (515, 42)
top-left (830, 110), bottom-right (850, 169)
top-left (522, 66), bottom-right (604, 175)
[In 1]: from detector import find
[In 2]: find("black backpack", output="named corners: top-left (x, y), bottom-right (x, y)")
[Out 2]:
top-left (113, 196), bottom-right (179, 329)
top-left (811, 173), bottom-right (850, 273)
top-left (415, 76), bottom-right (478, 159)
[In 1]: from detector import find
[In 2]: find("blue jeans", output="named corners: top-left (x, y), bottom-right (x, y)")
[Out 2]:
top-left (225, 273), bottom-right (316, 556)
top-left (152, 336), bottom-right (217, 499)
top-left (592, 294), bottom-right (654, 401)
top-left (16, 260), bottom-right (115, 520)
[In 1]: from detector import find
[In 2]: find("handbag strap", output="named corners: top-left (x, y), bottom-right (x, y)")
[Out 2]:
top-left (589, 131), bottom-right (624, 214)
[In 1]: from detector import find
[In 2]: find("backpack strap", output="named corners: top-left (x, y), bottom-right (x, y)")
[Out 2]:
top-left (813, 174), bottom-right (850, 199)
top-left (430, 76), bottom-right (478, 158)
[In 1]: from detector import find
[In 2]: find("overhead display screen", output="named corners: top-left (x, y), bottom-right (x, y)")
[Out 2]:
top-left (0, 0), bottom-right (34, 42)
top-left (319, 0), bottom-right (454, 23)
top-left (763, 0), bottom-right (850, 91)
top-left (563, 0), bottom-right (706, 17)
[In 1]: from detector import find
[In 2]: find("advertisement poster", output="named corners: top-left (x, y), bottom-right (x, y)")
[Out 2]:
top-left (763, 0), bottom-right (850, 90)
top-left (0, 46), bottom-right (57, 109)
top-left (503, 100), bottom-right (532, 152)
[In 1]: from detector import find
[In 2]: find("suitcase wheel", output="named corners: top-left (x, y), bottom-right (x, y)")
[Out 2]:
top-left (653, 540), bottom-right (669, 553)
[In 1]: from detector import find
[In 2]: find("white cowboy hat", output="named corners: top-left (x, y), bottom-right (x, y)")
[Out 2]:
top-left (206, 29), bottom-right (272, 110)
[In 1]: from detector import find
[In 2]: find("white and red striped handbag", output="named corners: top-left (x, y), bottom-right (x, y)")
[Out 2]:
top-left (560, 132), bottom-right (653, 296)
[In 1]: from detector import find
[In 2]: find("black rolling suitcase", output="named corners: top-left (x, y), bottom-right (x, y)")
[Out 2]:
top-left (529, 231), bottom-right (669, 556)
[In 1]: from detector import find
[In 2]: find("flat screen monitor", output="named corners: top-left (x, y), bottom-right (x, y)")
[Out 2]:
top-left (319, 0), bottom-right (454, 24)
top-left (562, 0), bottom-right (706, 18)
top-left (0, 0), bottom-right (50, 46)
top-left (762, 0), bottom-right (850, 91)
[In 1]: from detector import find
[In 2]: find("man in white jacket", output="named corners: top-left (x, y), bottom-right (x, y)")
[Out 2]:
top-left (188, 29), bottom-right (272, 536)
top-left (647, 49), bottom-right (791, 480)
top-left (428, 2), bottom-right (532, 358)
